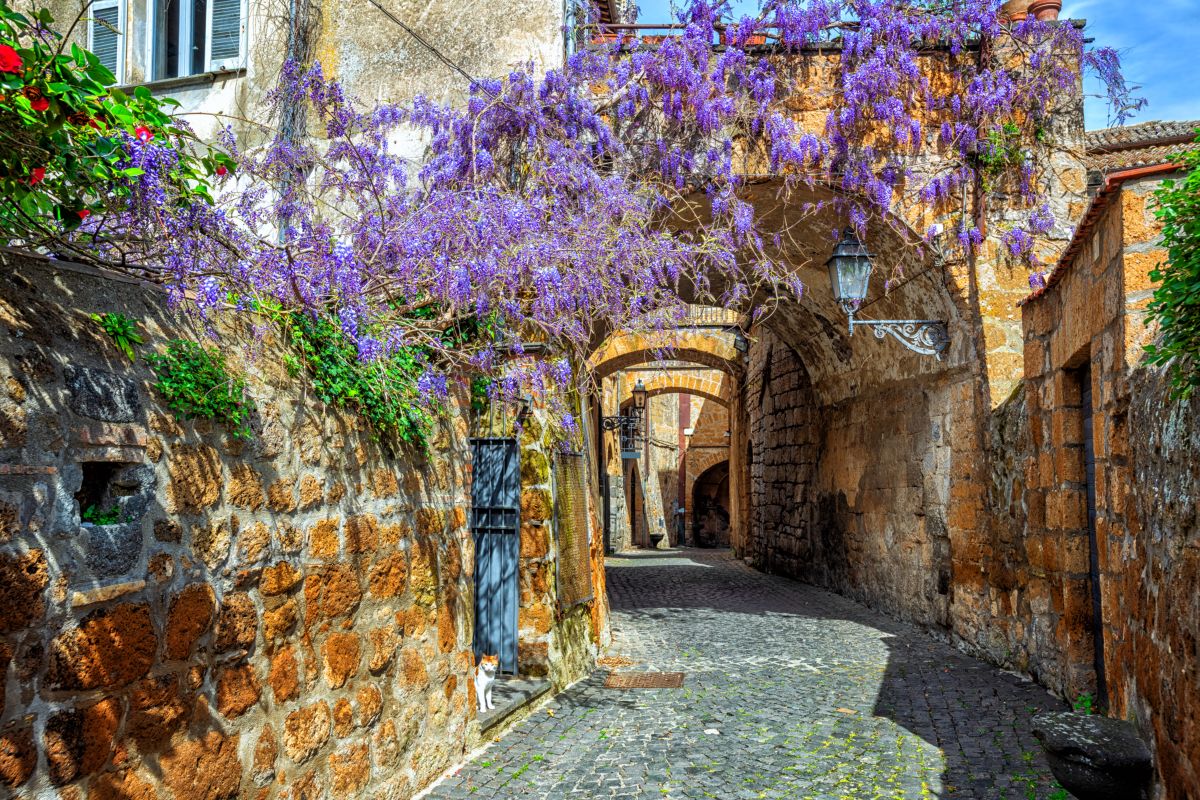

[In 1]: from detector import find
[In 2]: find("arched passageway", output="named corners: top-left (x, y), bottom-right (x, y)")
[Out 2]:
top-left (691, 460), bottom-right (730, 547)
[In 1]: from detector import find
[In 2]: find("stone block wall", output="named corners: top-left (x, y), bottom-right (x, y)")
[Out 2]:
top-left (0, 254), bottom-right (482, 800)
top-left (511, 416), bottom-right (602, 688)
top-left (743, 333), bottom-right (821, 581)
top-left (1122, 369), bottom-right (1200, 797)
top-left (744, 330), bottom-right (959, 630)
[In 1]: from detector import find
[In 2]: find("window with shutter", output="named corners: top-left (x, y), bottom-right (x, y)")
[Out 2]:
top-left (152, 0), bottom-right (244, 79)
top-left (206, 0), bottom-right (242, 70)
top-left (89, 0), bottom-right (123, 82)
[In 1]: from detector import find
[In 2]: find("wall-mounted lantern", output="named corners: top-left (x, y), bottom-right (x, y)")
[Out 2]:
top-left (603, 378), bottom-right (647, 459)
top-left (826, 230), bottom-right (950, 360)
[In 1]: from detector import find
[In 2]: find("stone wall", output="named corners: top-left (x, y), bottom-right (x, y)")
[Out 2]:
top-left (744, 330), bottom-right (958, 629)
top-left (0, 252), bottom-right (516, 800)
top-left (1121, 369), bottom-right (1200, 797)
top-left (511, 416), bottom-right (602, 688)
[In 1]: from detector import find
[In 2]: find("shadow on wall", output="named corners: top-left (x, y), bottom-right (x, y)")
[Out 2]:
top-left (0, 253), bottom-right (479, 800)
top-left (604, 552), bottom-right (1066, 800)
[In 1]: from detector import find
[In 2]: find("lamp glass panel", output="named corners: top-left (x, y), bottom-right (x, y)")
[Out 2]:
top-left (830, 255), bottom-right (872, 304)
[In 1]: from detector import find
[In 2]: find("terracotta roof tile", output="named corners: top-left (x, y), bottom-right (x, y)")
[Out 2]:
top-left (1085, 119), bottom-right (1200, 172)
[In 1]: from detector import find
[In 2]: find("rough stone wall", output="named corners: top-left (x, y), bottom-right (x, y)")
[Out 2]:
top-left (645, 393), bottom-right (680, 545)
top-left (744, 328), bottom-right (964, 630)
top-left (511, 416), bottom-right (601, 688)
top-left (682, 396), bottom-right (730, 544)
top-left (982, 172), bottom-right (1198, 799)
top-left (0, 253), bottom-right (482, 800)
top-left (743, 332), bottom-right (822, 580)
top-left (1122, 369), bottom-right (1200, 798)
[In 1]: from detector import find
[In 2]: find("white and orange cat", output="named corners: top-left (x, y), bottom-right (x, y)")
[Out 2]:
top-left (475, 654), bottom-right (498, 712)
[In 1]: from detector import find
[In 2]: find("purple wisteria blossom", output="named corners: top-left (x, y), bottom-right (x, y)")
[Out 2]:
top-left (59, 0), bottom-right (1142, 418)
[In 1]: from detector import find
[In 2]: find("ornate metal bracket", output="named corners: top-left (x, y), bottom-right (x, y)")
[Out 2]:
top-left (601, 413), bottom-right (643, 459)
top-left (846, 307), bottom-right (950, 360)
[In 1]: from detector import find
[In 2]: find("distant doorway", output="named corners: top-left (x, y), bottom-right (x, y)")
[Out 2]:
top-left (692, 461), bottom-right (730, 548)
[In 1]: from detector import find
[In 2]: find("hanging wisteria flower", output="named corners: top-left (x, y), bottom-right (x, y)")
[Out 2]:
top-left (1, 0), bottom-right (1145, 434)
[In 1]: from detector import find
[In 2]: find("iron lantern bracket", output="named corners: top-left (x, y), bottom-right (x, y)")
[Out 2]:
top-left (601, 411), bottom-right (644, 459)
top-left (844, 303), bottom-right (950, 361)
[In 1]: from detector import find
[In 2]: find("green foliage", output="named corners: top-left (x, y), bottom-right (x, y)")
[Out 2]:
top-left (146, 339), bottom-right (254, 438)
top-left (81, 504), bottom-right (123, 524)
top-left (977, 122), bottom-right (1026, 190)
top-left (285, 313), bottom-right (433, 450)
top-left (90, 312), bottom-right (143, 361)
top-left (1072, 693), bottom-right (1096, 715)
top-left (0, 0), bottom-right (229, 245)
top-left (470, 376), bottom-right (493, 414)
top-left (1146, 134), bottom-right (1200, 398)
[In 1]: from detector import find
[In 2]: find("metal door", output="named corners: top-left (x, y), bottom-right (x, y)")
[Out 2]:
top-left (471, 437), bottom-right (520, 675)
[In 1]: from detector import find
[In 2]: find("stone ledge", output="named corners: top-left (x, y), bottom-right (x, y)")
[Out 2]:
top-left (478, 677), bottom-right (552, 736)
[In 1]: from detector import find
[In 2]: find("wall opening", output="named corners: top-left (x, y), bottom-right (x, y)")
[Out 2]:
top-left (74, 461), bottom-right (134, 523)
top-left (1074, 362), bottom-right (1109, 709)
top-left (692, 460), bottom-right (730, 548)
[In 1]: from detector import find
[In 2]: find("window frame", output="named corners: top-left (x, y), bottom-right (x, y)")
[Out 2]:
top-left (88, 0), bottom-right (125, 84)
top-left (205, 0), bottom-right (245, 72)
top-left (150, 0), bottom-right (246, 81)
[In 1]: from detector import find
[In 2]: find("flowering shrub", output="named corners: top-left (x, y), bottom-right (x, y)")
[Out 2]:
top-left (284, 311), bottom-right (435, 450)
top-left (0, 0), bottom-right (231, 259)
top-left (1146, 133), bottom-right (1200, 398)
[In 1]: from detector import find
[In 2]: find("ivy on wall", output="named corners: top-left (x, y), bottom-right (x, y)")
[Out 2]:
top-left (1147, 132), bottom-right (1200, 398)
top-left (146, 339), bottom-right (255, 438)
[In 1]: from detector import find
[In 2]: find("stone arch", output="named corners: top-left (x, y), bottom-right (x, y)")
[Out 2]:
top-left (617, 370), bottom-right (731, 410)
top-left (589, 330), bottom-right (743, 379)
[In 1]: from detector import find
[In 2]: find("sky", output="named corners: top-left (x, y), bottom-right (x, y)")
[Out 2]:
top-left (632, 0), bottom-right (1200, 130)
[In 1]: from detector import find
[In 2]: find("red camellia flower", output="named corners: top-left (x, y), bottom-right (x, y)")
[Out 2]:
top-left (134, 125), bottom-right (153, 142)
top-left (30, 96), bottom-right (49, 112)
top-left (77, 209), bottom-right (91, 220)
top-left (216, 165), bottom-right (228, 176)
top-left (0, 45), bottom-right (21, 74)
top-left (29, 166), bottom-right (45, 185)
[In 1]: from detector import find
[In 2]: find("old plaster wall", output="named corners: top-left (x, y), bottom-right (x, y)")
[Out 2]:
top-left (0, 253), bottom-right (482, 800)
top-left (34, 0), bottom-right (568, 142)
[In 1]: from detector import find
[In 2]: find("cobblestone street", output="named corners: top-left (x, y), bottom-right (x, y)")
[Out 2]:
top-left (426, 549), bottom-right (1067, 800)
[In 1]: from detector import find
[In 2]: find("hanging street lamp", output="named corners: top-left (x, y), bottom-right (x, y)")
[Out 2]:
top-left (825, 230), bottom-right (950, 360)
top-left (602, 378), bottom-right (648, 459)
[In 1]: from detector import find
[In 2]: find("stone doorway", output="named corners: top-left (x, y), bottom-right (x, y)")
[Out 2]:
top-left (692, 460), bottom-right (730, 548)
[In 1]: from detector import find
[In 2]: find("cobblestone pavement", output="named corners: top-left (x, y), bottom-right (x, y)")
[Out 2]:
top-left (426, 549), bottom-right (1066, 800)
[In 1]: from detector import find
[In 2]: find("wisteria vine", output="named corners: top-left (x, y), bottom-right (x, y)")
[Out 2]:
top-left (4, 0), bottom-right (1144, 427)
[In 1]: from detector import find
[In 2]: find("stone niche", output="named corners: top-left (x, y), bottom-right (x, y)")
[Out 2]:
top-left (71, 459), bottom-right (155, 581)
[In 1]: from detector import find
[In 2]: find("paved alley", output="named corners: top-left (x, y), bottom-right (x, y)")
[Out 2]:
top-left (426, 549), bottom-right (1067, 799)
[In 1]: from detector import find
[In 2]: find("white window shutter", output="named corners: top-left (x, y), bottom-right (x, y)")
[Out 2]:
top-left (89, 0), bottom-right (123, 82)
top-left (206, 0), bottom-right (244, 70)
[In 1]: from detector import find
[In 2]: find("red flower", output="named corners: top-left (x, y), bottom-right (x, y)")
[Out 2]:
top-left (216, 165), bottom-right (228, 176)
top-left (77, 209), bottom-right (91, 219)
top-left (30, 96), bottom-right (49, 112)
top-left (0, 45), bottom-right (21, 74)
top-left (134, 125), bottom-right (153, 142)
top-left (29, 166), bottom-right (45, 185)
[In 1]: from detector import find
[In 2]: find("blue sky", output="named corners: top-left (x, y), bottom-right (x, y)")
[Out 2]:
top-left (1064, 0), bottom-right (1200, 128)
top-left (633, 0), bottom-right (1200, 130)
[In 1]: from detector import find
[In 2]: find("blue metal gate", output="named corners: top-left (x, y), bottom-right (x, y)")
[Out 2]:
top-left (470, 437), bottom-right (520, 675)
